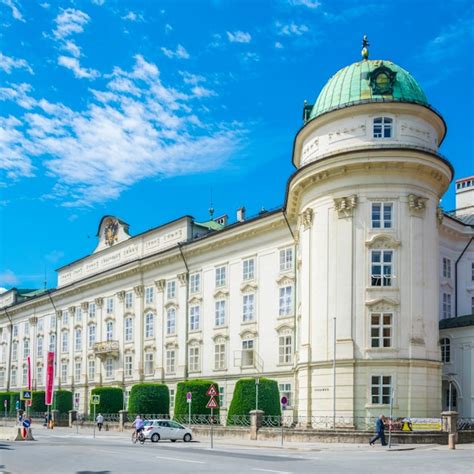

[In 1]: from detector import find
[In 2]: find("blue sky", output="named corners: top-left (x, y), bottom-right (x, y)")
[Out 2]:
top-left (0, 0), bottom-right (473, 291)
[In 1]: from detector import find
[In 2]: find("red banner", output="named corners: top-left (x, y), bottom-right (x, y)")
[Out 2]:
top-left (45, 351), bottom-right (55, 406)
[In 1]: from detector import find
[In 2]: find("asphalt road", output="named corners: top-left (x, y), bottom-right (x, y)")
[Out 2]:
top-left (0, 430), bottom-right (472, 474)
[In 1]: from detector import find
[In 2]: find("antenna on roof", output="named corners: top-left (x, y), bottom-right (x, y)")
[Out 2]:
top-left (209, 187), bottom-right (215, 220)
top-left (361, 35), bottom-right (369, 60)
top-left (43, 265), bottom-right (47, 290)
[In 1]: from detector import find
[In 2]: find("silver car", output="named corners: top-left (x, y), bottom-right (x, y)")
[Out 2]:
top-left (143, 419), bottom-right (193, 443)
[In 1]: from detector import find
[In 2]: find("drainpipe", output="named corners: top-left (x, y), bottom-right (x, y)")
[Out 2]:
top-left (455, 237), bottom-right (473, 317)
top-left (177, 243), bottom-right (190, 380)
top-left (3, 308), bottom-right (13, 393)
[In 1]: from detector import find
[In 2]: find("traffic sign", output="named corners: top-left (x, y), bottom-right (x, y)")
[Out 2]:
top-left (21, 390), bottom-right (32, 401)
top-left (280, 396), bottom-right (288, 406)
top-left (22, 419), bottom-right (31, 429)
top-left (91, 395), bottom-right (100, 405)
top-left (15, 400), bottom-right (20, 410)
top-left (206, 384), bottom-right (218, 397)
top-left (186, 391), bottom-right (192, 403)
top-left (206, 397), bottom-right (218, 409)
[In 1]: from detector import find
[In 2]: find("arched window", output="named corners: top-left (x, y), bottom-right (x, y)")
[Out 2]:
top-left (373, 117), bottom-right (393, 139)
top-left (440, 338), bottom-right (450, 363)
top-left (145, 313), bottom-right (154, 338)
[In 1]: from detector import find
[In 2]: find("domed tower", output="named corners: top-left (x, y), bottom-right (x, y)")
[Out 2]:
top-left (288, 39), bottom-right (452, 421)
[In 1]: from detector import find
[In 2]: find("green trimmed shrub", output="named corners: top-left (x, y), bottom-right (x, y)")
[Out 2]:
top-left (31, 391), bottom-right (47, 413)
top-left (227, 378), bottom-right (280, 425)
top-left (0, 392), bottom-right (20, 414)
top-left (90, 387), bottom-right (123, 415)
top-left (128, 383), bottom-right (169, 415)
top-left (54, 390), bottom-right (73, 413)
top-left (174, 380), bottom-right (220, 416)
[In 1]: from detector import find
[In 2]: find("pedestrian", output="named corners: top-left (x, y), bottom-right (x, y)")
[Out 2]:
top-left (370, 414), bottom-right (387, 446)
top-left (96, 413), bottom-right (104, 432)
top-left (44, 412), bottom-right (48, 427)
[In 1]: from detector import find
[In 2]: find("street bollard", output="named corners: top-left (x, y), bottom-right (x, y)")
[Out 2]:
top-left (448, 433), bottom-right (456, 449)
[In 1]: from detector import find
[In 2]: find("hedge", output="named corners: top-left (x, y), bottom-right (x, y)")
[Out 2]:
top-left (54, 390), bottom-right (73, 413)
top-left (227, 378), bottom-right (280, 424)
top-left (0, 392), bottom-right (20, 414)
top-left (174, 380), bottom-right (220, 416)
top-left (31, 391), bottom-right (47, 413)
top-left (128, 383), bottom-right (169, 415)
top-left (90, 387), bottom-right (123, 414)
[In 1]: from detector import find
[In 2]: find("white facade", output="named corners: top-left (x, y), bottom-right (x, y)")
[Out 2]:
top-left (1, 57), bottom-right (473, 420)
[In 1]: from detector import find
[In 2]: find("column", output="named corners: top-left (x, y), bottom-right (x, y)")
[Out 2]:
top-left (134, 285), bottom-right (144, 382)
top-left (155, 279), bottom-right (166, 382)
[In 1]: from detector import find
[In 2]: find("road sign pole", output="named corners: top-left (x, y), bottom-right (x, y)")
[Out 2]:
top-left (210, 407), bottom-right (213, 449)
top-left (188, 399), bottom-right (191, 426)
top-left (93, 403), bottom-right (96, 439)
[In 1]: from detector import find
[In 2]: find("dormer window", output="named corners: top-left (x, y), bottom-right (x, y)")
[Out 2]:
top-left (373, 117), bottom-right (393, 139)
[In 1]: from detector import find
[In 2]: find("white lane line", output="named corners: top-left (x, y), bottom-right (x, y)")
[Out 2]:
top-left (252, 469), bottom-right (292, 474)
top-left (156, 455), bottom-right (205, 464)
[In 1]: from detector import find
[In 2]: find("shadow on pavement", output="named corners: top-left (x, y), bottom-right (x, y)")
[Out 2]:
top-left (76, 471), bottom-right (111, 474)
top-left (0, 443), bottom-right (13, 450)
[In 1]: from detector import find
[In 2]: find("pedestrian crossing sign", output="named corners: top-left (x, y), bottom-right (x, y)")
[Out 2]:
top-left (91, 395), bottom-right (100, 405)
top-left (21, 390), bottom-right (32, 401)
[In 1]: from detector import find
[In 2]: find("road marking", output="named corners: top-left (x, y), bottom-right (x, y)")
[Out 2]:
top-left (156, 455), bottom-right (205, 464)
top-left (252, 469), bottom-right (292, 474)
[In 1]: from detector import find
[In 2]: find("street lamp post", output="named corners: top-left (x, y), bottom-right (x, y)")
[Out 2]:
top-left (447, 372), bottom-right (457, 412)
top-left (255, 378), bottom-right (260, 412)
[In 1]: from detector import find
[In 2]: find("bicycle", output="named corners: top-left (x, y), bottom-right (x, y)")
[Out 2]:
top-left (131, 429), bottom-right (145, 445)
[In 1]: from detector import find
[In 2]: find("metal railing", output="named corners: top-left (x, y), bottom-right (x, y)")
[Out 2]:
top-left (457, 418), bottom-right (474, 431)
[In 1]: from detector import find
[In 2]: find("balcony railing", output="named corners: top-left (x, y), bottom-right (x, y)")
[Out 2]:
top-left (93, 340), bottom-right (119, 359)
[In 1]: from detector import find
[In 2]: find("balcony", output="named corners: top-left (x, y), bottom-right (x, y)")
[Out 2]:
top-left (233, 350), bottom-right (263, 372)
top-left (93, 340), bottom-right (120, 359)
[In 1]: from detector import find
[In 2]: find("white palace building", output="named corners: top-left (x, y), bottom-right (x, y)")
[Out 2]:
top-left (1, 43), bottom-right (473, 420)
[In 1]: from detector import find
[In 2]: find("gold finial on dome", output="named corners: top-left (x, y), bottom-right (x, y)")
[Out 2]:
top-left (361, 35), bottom-right (369, 60)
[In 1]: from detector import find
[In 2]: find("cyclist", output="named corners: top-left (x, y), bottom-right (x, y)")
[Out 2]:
top-left (132, 415), bottom-right (145, 439)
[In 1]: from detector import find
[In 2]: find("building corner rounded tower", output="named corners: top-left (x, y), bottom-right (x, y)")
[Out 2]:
top-left (287, 48), bottom-right (453, 421)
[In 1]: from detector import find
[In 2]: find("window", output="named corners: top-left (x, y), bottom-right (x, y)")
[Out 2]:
top-left (12, 342), bottom-right (17, 361)
top-left (443, 257), bottom-right (451, 279)
top-left (37, 319), bottom-right (44, 332)
top-left (279, 383), bottom-right (293, 407)
top-left (145, 287), bottom-right (154, 305)
top-left (75, 329), bottom-right (82, 351)
top-left (215, 300), bottom-right (226, 327)
top-left (214, 342), bottom-right (226, 370)
top-left (23, 339), bottom-right (30, 358)
top-left (169, 388), bottom-right (175, 408)
top-left (242, 339), bottom-right (254, 366)
top-left (166, 349), bottom-right (176, 373)
top-left (242, 294), bottom-right (255, 322)
top-left (124, 355), bottom-right (133, 377)
top-left (89, 303), bottom-right (96, 319)
top-left (279, 334), bottom-right (293, 364)
top-left (36, 366), bottom-right (43, 385)
top-left (24, 321), bottom-right (30, 335)
top-left (166, 308), bottom-right (176, 335)
top-left (145, 313), bottom-right (154, 338)
top-left (370, 313), bottom-right (392, 348)
top-left (74, 392), bottom-right (80, 409)
top-left (0, 369), bottom-right (4, 388)
top-left (61, 362), bottom-right (68, 381)
top-left (125, 317), bottom-right (133, 342)
top-left (189, 305), bottom-right (200, 331)
top-left (106, 321), bottom-right (114, 341)
top-left (106, 297), bottom-right (114, 314)
top-left (371, 202), bottom-right (393, 229)
top-left (11, 369), bottom-right (17, 386)
top-left (75, 361), bottom-right (81, 381)
top-left (190, 273), bottom-right (201, 294)
top-left (373, 117), bottom-right (393, 139)
top-left (371, 375), bottom-right (392, 404)
top-left (125, 291), bottom-right (133, 309)
top-left (442, 293), bottom-right (452, 319)
top-left (49, 333), bottom-right (56, 352)
top-left (75, 307), bottom-right (82, 323)
top-left (61, 313), bottom-right (68, 326)
top-left (37, 336), bottom-right (43, 357)
top-left (371, 250), bottom-right (393, 287)
top-left (105, 357), bottom-right (113, 378)
top-left (279, 286), bottom-right (293, 316)
top-left (280, 248), bottom-right (293, 272)
top-left (145, 352), bottom-right (154, 375)
top-left (61, 332), bottom-right (68, 353)
top-left (189, 346), bottom-right (200, 372)
top-left (219, 386), bottom-right (225, 407)
top-left (22, 367), bottom-right (27, 386)
top-left (167, 281), bottom-right (176, 300)
top-left (215, 266), bottom-right (227, 287)
top-left (88, 359), bottom-right (95, 380)
top-left (12, 325), bottom-right (18, 338)
top-left (88, 325), bottom-right (96, 348)
top-left (440, 338), bottom-right (451, 363)
top-left (243, 258), bottom-right (255, 281)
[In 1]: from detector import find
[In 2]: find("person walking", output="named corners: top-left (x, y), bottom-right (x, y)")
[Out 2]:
top-left (96, 413), bottom-right (104, 432)
top-left (370, 415), bottom-right (387, 446)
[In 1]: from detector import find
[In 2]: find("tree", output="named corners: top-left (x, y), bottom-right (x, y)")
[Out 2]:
top-left (128, 383), bottom-right (169, 415)
top-left (90, 387), bottom-right (123, 415)
top-left (174, 380), bottom-right (220, 416)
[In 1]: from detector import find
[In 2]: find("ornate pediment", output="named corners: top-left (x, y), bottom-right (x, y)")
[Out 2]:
top-left (275, 322), bottom-right (294, 333)
top-left (366, 297), bottom-right (399, 312)
top-left (212, 333), bottom-right (229, 342)
top-left (240, 282), bottom-right (258, 293)
top-left (188, 295), bottom-right (202, 305)
top-left (94, 215), bottom-right (130, 252)
top-left (154, 279), bottom-right (166, 292)
top-left (239, 327), bottom-right (257, 338)
top-left (365, 233), bottom-right (401, 249)
top-left (164, 300), bottom-right (179, 309)
top-left (213, 288), bottom-right (229, 299)
top-left (165, 341), bottom-right (178, 349)
top-left (334, 195), bottom-right (358, 218)
top-left (276, 274), bottom-right (295, 286)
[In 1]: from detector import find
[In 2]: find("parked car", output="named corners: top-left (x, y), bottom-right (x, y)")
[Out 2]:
top-left (143, 419), bottom-right (193, 443)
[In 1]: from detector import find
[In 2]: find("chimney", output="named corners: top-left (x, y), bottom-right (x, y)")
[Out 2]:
top-left (237, 207), bottom-right (246, 222)
top-left (455, 176), bottom-right (474, 217)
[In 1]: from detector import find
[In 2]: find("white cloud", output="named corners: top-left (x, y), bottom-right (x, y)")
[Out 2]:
top-left (276, 22), bottom-right (309, 36)
top-left (58, 56), bottom-right (99, 79)
top-left (161, 44), bottom-right (190, 59)
top-left (1, 0), bottom-right (24, 22)
top-left (0, 52), bottom-right (33, 74)
top-left (275, 41), bottom-right (283, 49)
top-left (165, 23), bottom-right (173, 33)
top-left (53, 8), bottom-right (90, 40)
top-left (241, 52), bottom-right (260, 62)
top-left (288, 0), bottom-right (321, 8)
top-left (0, 56), bottom-right (244, 206)
top-left (40, 2), bottom-right (50, 9)
top-left (62, 40), bottom-right (81, 58)
top-left (226, 30), bottom-right (252, 43)
top-left (91, 0), bottom-right (105, 5)
top-left (179, 71), bottom-right (205, 85)
top-left (122, 11), bottom-right (144, 22)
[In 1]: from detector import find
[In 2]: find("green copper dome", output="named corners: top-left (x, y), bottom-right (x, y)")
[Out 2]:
top-left (308, 60), bottom-right (428, 121)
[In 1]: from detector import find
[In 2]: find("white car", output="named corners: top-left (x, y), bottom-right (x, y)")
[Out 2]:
top-left (143, 419), bottom-right (193, 443)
